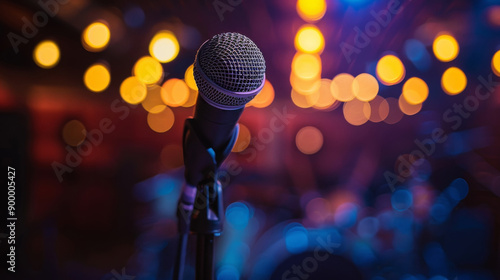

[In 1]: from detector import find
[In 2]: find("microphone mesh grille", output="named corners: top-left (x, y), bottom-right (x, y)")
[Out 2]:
top-left (194, 32), bottom-right (266, 109)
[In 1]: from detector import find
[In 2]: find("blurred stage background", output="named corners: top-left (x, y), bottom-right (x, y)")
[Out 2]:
top-left (1, 0), bottom-right (500, 279)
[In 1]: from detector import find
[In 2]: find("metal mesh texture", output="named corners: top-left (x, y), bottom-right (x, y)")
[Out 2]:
top-left (194, 32), bottom-right (266, 108)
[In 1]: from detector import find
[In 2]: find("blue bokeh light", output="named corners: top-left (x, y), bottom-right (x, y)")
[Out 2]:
top-left (217, 265), bottom-right (240, 280)
top-left (284, 223), bottom-right (309, 254)
top-left (404, 39), bottom-right (431, 71)
top-left (357, 217), bottom-right (380, 239)
top-left (226, 202), bottom-right (250, 230)
top-left (391, 189), bottom-right (413, 211)
top-left (334, 203), bottom-right (359, 228)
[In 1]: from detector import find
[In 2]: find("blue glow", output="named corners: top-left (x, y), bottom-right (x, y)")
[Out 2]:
top-left (430, 202), bottom-right (451, 224)
top-left (217, 265), bottom-right (240, 280)
top-left (124, 6), bottom-right (145, 28)
top-left (226, 202), bottom-right (250, 230)
top-left (342, 0), bottom-right (373, 6)
top-left (357, 217), bottom-right (379, 239)
top-left (334, 203), bottom-right (359, 228)
top-left (393, 212), bottom-right (414, 231)
top-left (351, 242), bottom-right (376, 266)
top-left (429, 276), bottom-right (448, 280)
top-left (449, 178), bottom-right (469, 201)
top-left (285, 223), bottom-right (309, 254)
top-left (393, 231), bottom-right (414, 253)
top-left (391, 189), bottom-right (413, 211)
top-left (424, 243), bottom-right (448, 274)
top-left (404, 39), bottom-right (431, 71)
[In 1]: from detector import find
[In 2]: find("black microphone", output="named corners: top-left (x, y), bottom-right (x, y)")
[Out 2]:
top-left (184, 32), bottom-right (266, 186)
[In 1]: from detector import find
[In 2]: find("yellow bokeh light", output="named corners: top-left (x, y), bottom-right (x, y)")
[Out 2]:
top-left (291, 89), bottom-right (319, 108)
top-left (149, 30), bottom-right (180, 63)
top-left (352, 73), bottom-right (379, 102)
top-left (133, 56), bottom-right (164, 85)
top-left (184, 64), bottom-right (198, 91)
top-left (182, 89), bottom-right (198, 108)
top-left (142, 85), bottom-right (167, 113)
top-left (343, 99), bottom-right (371, 126)
top-left (147, 106), bottom-right (175, 133)
top-left (402, 77), bottom-right (429, 105)
top-left (492, 50), bottom-right (500, 77)
top-left (161, 78), bottom-right (189, 107)
top-left (82, 22), bottom-right (110, 52)
top-left (297, 0), bottom-right (327, 22)
top-left (33, 40), bottom-right (60, 69)
top-left (62, 120), bottom-right (86, 147)
top-left (248, 80), bottom-right (274, 108)
top-left (232, 124), bottom-right (251, 152)
top-left (384, 97), bottom-right (404, 124)
top-left (331, 73), bottom-right (355, 102)
top-left (399, 94), bottom-right (422, 116)
top-left (313, 79), bottom-right (337, 110)
top-left (433, 34), bottom-right (459, 62)
top-left (292, 53), bottom-right (322, 80)
top-left (290, 73), bottom-right (321, 95)
top-left (369, 96), bottom-right (389, 123)
top-left (296, 126), bottom-right (323, 155)
top-left (376, 55), bottom-right (405, 86)
top-left (83, 63), bottom-right (110, 92)
top-left (295, 25), bottom-right (325, 54)
top-left (441, 67), bottom-right (467, 95)
top-left (120, 76), bottom-right (147, 104)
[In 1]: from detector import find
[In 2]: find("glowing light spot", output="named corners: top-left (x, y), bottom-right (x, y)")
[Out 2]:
top-left (331, 73), bottom-right (355, 102)
top-left (391, 189), bottom-right (413, 211)
top-left (226, 202), bottom-right (250, 230)
top-left (343, 99), bottom-right (371, 126)
top-left (292, 53), bottom-right (321, 80)
top-left (487, 6), bottom-right (500, 27)
top-left (306, 197), bottom-right (331, 225)
top-left (296, 126), bottom-right (323, 155)
top-left (285, 223), bottom-right (308, 254)
top-left (248, 80), bottom-right (274, 108)
top-left (441, 67), bottom-right (467, 95)
top-left (149, 30), bottom-right (180, 63)
top-left (133, 56), bottom-right (164, 85)
top-left (383, 97), bottom-right (404, 124)
top-left (369, 96), bottom-right (389, 123)
top-left (352, 73), bottom-right (379, 102)
top-left (295, 25), bottom-right (325, 54)
top-left (447, 178), bottom-right (469, 201)
top-left (334, 202), bottom-right (359, 228)
top-left (402, 77), bottom-right (429, 105)
top-left (120, 76), bottom-right (147, 104)
top-left (182, 89), bottom-right (198, 108)
top-left (297, 0), bottom-right (327, 22)
top-left (62, 120), bottom-right (86, 146)
top-left (313, 79), bottom-right (337, 110)
top-left (161, 78), bottom-right (189, 107)
top-left (492, 50), bottom-right (500, 77)
top-left (433, 34), bottom-right (459, 62)
top-left (357, 217), bottom-right (379, 239)
top-left (82, 22), bottom-right (110, 52)
top-left (232, 124), bottom-right (251, 153)
top-left (33, 40), bottom-right (60, 68)
top-left (184, 64), bottom-right (198, 91)
top-left (83, 63), bottom-right (110, 92)
top-left (217, 265), bottom-right (240, 280)
top-left (291, 88), bottom-right (319, 108)
top-left (142, 85), bottom-right (167, 113)
top-left (376, 55), bottom-right (405, 86)
top-left (147, 106), bottom-right (174, 133)
top-left (290, 73), bottom-right (321, 95)
top-left (399, 94), bottom-right (422, 116)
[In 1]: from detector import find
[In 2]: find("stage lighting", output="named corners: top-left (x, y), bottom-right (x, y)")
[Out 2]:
top-left (84, 63), bottom-right (110, 92)
top-left (295, 25), bottom-right (325, 54)
top-left (33, 40), bottom-right (60, 69)
top-left (149, 30), bottom-right (180, 63)
top-left (433, 34), bottom-right (459, 62)
top-left (376, 54), bottom-right (405, 86)
top-left (402, 77), bottom-right (429, 105)
top-left (82, 21), bottom-right (110, 52)
top-left (297, 0), bottom-right (327, 22)
top-left (441, 67), bottom-right (467, 95)
top-left (120, 76), bottom-right (147, 104)
top-left (133, 56), bottom-right (164, 85)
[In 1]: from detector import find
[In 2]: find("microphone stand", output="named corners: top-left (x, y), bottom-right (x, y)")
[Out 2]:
top-left (174, 119), bottom-right (239, 280)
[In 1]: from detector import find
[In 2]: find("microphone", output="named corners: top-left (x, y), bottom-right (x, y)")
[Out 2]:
top-left (184, 32), bottom-right (266, 186)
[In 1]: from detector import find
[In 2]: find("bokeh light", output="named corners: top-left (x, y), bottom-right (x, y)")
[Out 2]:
top-left (295, 25), bottom-right (325, 54)
top-left (226, 202), bottom-right (250, 230)
top-left (82, 21), bottom-right (110, 52)
top-left (306, 197), bottom-right (331, 225)
top-left (352, 73), bottom-right (379, 102)
top-left (33, 40), bottom-right (60, 69)
top-left (399, 94), bottom-right (422, 116)
top-left (391, 189), bottom-right (413, 211)
top-left (331, 73), bottom-right (355, 102)
top-left (313, 79), bottom-right (338, 110)
top-left (291, 88), bottom-right (319, 108)
top-left (357, 217), bottom-right (379, 239)
top-left (182, 89), bottom-right (198, 108)
top-left (487, 6), bottom-right (500, 27)
top-left (83, 63), bottom-right (111, 92)
top-left (296, 126), bottom-right (323, 155)
top-left (290, 73), bottom-right (321, 95)
top-left (142, 85), bottom-right (167, 113)
top-left (343, 99), bottom-right (371, 126)
top-left (492, 50), bottom-right (500, 77)
top-left (149, 30), bottom-right (180, 63)
top-left (248, 80), bottom-right (274, 108)
top-left (402, 77), bottom-right (429, 105)
top-left (441, 67), bottom-right (467, 95)
top-left (369, 96), bottom-right (389, 123)
top-left (120, 76), bottom-right (147, 104)
top-left (432, 34), bottom-right (459, 62)
top-left (296, 0), bottom-right (327, 22)
top-left (133, 56), bottom-right (164, 85)
top-left (147, 106), bottom-right (175, 133)
top-left (292, 53), bottom-right (322, 80)
top-left (62, 120), bottom-right (86, 146)
top-left (232, 124), bottom-right (251, 153)
top-left (184, 64), bottom-right (198, 91)
top-left (383, 97), bottom-right (404, 124)
top-left (376, 55), bottom-right (405, 86)
top-left (285, 223), bottom-right (309, 254)
top-left (334, 202), bottom-right (359, 228)
top-left (161, 78), bottom-right (190, 107)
